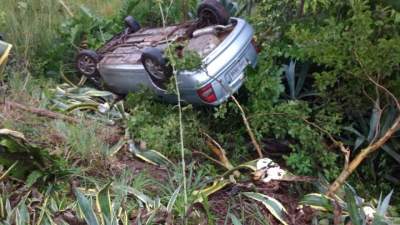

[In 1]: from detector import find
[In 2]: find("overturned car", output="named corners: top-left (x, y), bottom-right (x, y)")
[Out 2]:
top-left (76, 0), bottom-right (258, 106)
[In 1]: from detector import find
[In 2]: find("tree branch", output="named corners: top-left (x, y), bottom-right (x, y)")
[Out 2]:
top-left (2, 100), bottom-right (79, 123)
top-left (327, 114), bottom-right (400, 195)
top-left (231, 95), bottom-right (263, 158)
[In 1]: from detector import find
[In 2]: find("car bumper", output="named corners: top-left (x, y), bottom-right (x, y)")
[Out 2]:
top-left (179, 18), bottom-right (258, 105)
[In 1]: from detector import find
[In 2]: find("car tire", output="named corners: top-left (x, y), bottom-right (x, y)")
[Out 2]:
top-left (141, 48), bottom-right (172, 89)
top-left (76, 50), bottom-right (100, 77)
top-left (76, 50), bottom-right (104, 88)
top-left (124, 16), bottom-right (141, 33)
top-left (0, 33), bottom-right (4, 41)
top-left (197, 0), bottom-right (230, 26)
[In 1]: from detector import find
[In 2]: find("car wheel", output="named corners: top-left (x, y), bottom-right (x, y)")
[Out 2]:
top-left (124, 16), bottom-right (141, 33)
top-left (0, 33), bottom-right (4, 41)
top-left (141, 48), bottom-right (172, 89)
top-left (197, 0), bottom-right (230, 26)
top-left (75, 49), bottom-right (104, 88)
top-left (76, 50), bottom-right (99, 77)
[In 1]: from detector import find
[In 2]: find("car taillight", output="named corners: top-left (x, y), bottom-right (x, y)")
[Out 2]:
top-left (197, 83), bottom-right (217, 103)
top-left (251, 38), bottom-right (261, 54)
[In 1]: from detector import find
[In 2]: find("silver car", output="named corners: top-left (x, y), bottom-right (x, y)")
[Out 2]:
top-left (76, 0), bottom-right (258, 105)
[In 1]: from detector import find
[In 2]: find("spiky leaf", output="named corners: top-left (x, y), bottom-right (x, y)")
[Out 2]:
top-left (73, 188), bottom-right (100, 225)
top-left (244, 192), bottom-right (288, 225)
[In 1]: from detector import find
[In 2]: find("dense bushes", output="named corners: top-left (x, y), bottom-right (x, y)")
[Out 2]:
top-left (246, 0), bottom-right (400, 198)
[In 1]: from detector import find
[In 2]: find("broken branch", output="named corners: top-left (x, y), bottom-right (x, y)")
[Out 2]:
top-left (2, 100), bottom-right (79, 123)
top-left (327, 107), bottom-right (400, 195)
top-left (327, 55), bottom-right (400, 195)
top-left (231, 95), bottom-right (263, 158)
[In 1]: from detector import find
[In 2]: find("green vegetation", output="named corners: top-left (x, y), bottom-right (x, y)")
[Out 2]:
top-left (1, 0), bottom-right (399, 224)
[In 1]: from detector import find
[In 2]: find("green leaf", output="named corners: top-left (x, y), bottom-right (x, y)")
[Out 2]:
top-left (377, 190), bottom-right (393, 216)
top-left (116, 185), bottom-right (155, 210)
top-left (296, 63), bottom-right (309, 95)
top-left (16, 203), bottom-right (30, 225)
top-left (109, 139), bottom-right (127, 156)
top-left (26, 170), bottom-right (43, 187)
top-left (64, 103), bottom-right (99, 113)
top-left (367, 106), bottom-right (380, 143)
top-left (300, 193), bottom-right (335, 212)
top-left (244, 192), bottom-right (288, 225)
top-left (129, 143), bottom-right (173, 167)
top-left (229, 213), bottom-right (242, 225)
top-left (220, 159), bottom-right (259, 178)
top-left (193, 179), bottom-right (231, 203)
top-left (0, 161), bottom-right (18, 181)
top-left (283, 60), bottom-right (296, 99)
top-left (167, 185), bottom-right (181, 213)
top-left (354, 137), bottom-right (365, 150)
top-left (380, 107), bottom-right (397, 136)
top-left (344, 185), bottom-right (362, 225)
top-left (381, 144), bottom-right (400, 164)
top-left (73, 188), bottom-right (100, 225)
top-left (343, 126), bottom-right (365, 138)
top-left (36, 191), bottom-right (50, 225)
top-left (0, 129), bottom-right (66, 180)
top-left (96, 182), bottom-right (113, 224)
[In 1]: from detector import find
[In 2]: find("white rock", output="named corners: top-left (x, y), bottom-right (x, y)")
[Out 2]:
top-left (256, 158), bottom-right (273, 170)
top-left (262, 166), bottom-right (285, 183)
top-left (98, 102), bottom-right (110, 113)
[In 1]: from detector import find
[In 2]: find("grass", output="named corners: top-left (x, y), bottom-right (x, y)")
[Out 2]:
top-left (0, 0), bottom-right (121, 59)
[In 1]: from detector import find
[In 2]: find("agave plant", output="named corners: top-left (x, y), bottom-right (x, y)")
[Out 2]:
top-left (0, 186), bottom-right (75, 225)
top-left (50, 83), bottom-right (127, 124)
top-left (282, 60), bottom-right (318, 100)
top-left (301, 183), bottom-right (399, 225)
top-left (0, 193), bottom-right (30, 225)
top-left (73, 181), bottom-right (183, 225)
top-left (73, 183), bottom-right (129, 225)
top-left (0, 129), bottom-right (72, 186)
top-left (343, 105), bottom-right (400, 184)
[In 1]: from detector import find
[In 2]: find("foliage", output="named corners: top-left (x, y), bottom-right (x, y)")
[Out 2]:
top-left (244, 192), bottom-right (288, 225)
top-left (301, 184), bottom-right (399, 224)
top-left (1, 0), bottom-right (400, 224)
top-left (246, 0), bottom-right (400, 195)
top-left (49, 83), bottom-right (125, 122)
top-left (342, 105), bottom-right (400, 189)
top-left (166, 43), bottom-right (203, 72)
top-left (124, 90), bottom-right (205, 159)
top-left (220, 0), bottom-right (256, 17)
top-left (0, 129), bottom-right (71, 186)
top-left (73, 183), bottom-right (129, 225)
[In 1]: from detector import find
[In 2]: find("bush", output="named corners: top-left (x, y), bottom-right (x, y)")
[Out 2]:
top-left (248, 0), bottom-right (400, 198)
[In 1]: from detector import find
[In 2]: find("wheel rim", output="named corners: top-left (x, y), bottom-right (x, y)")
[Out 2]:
top-left (78, 55), bottom-right (97, 76)
top-left (200, 8), bottom-right (218, 26)
top-left (144, 58), bottom-right (165, 80)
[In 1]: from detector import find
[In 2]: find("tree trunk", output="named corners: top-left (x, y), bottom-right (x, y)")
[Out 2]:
top-left (327, 116), bottom-right (400, 195)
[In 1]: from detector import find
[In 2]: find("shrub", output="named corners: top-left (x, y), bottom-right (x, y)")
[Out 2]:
top-left (247, 0), bottom-right (400, 190)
